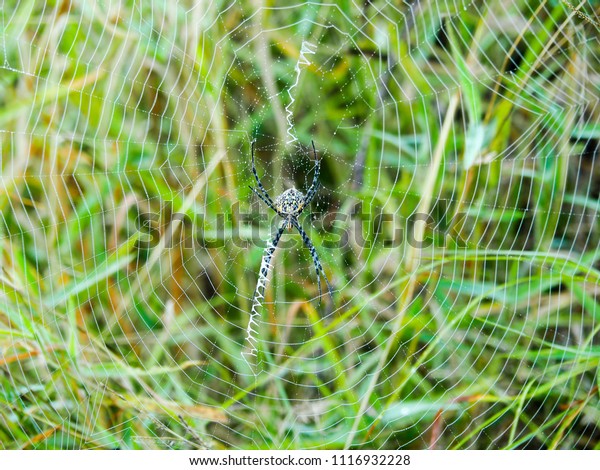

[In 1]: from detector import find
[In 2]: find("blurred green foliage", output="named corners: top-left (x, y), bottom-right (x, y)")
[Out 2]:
top-left (0, 0), bottom-right (599, 449)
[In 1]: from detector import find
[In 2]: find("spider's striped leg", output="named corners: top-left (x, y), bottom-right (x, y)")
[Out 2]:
top-left (249, 186), bottom-right (280, 215)
top-left (246, 223), bottom-right (286, 358)
top-left (251, 141), bottom-right (276, 207)
top-left (291, 219), bottom-right (334, 305)
top-left (253, 223), bottom-right (286, 305)
top-left (302, 140), bottom-right (322, 207)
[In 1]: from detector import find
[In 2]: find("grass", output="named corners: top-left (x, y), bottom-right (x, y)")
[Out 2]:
top-left (0, 0), bottom-right (599, 449)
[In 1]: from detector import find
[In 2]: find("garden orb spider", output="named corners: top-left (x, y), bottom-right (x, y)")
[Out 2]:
top-left (250, 141), bottom-right (334, 304)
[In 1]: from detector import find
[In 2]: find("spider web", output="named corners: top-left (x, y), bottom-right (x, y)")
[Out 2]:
top-left (1, 0), bottom-right (599, 450)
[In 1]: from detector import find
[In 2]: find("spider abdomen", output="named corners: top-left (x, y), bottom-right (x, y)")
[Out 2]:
top-left (274, 188), bottom-right (305, 215)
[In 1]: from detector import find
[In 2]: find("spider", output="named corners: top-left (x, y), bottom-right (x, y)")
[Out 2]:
top-left (250, 140), bottom-right (334, 304)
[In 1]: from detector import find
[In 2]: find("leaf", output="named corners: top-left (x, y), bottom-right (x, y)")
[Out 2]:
top-left (381, 400), bottom-right (462, 424)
